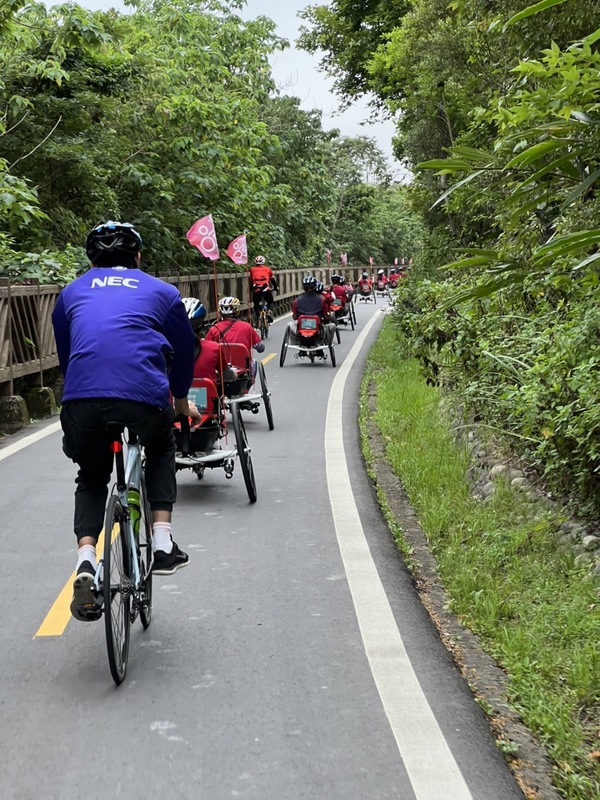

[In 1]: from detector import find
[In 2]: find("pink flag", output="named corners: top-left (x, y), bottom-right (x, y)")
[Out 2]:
top-left (326, 249), bottom-right (332, 264)
top-left (226, 234), bottom-right (248, 265)
top-left (394, 257), bottom-right (399, 266)
top-left (369, 255), bottom-right (374, 266)
top-left (186, 214), bottom-right (219, 260)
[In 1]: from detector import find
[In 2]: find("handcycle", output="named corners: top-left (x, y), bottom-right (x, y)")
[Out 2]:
top-left (279, 315), bottom-right (336, 368)
top-left (217, 341), bottom-right (274, 431)
top-left (329, 296), bottom-right (355, 342)
top-left (92, 425), bottom-right (154, 685)
top-left (374, 278), bottom-right (391, 301)
top-left (174, 375), bottom-right (257, 502)
top-left (357, 283), bottom-right (376, 303)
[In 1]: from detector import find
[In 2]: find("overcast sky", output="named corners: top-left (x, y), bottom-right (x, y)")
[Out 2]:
top-left (44, 0), bottom-right (400, 172)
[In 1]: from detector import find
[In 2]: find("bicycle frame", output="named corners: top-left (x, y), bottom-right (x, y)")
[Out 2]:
top-left (94, 429), bottom-right (144, 593)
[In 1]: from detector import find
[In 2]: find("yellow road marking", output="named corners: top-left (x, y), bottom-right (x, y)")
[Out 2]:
top-left (35, 531), bottom-right (105, 638)
top-left (261, 353), bottom-right (276, 365)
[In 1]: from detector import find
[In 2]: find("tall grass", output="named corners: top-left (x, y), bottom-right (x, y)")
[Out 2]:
top-left (362, 320), bottom-right (600, 800)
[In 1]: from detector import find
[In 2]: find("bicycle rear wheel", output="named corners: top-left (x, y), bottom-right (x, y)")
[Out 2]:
top-left (329, 344), bottom-right (337, 367)
top-left (279, 328), bottom-right (290, 367)
top-left (258, 361), bottom-right (274, 431)
top-left (138, 477), bottom-right (153, 629)
top-left (103, 495), bottom-right (131, 685)
top-left (259, 311), bottom-right (269, 340)
top-left (231, 402), bottom-right (257, 503)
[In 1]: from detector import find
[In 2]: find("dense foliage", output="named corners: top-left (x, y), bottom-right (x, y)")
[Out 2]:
top-left (301, 0), bottom-right (600, 536)
top-left (0, 0), bottom-right (420, 281)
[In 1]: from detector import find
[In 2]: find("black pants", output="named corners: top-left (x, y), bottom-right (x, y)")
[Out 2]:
top-left (61, 399), bottom-right (176, 543)
top-left (253, 290), bottom-right (274, 320)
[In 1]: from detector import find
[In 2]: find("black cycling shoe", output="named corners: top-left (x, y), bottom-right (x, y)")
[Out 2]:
top-left (70, 561), bottom-right (102, 622)
top-left (153, 542), bottom-right (190, 575)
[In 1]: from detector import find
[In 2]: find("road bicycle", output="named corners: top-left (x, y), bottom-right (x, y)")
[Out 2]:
top-left (256, 296), bottom-right (270, 340)
top-left (93, 424), bottom-right (153, 685)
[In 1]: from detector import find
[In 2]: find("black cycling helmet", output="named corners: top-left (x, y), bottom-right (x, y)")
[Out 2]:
top-left (303, 276), bottom-right (317, 291)
top-left (86, 221), bottom-right (142, 266)
top-left (331, 273), bottom-right (342, 284)
top-left (315, 281), bottom-right (324, 294)
top-left (362, 271), bottom-right (369, 278)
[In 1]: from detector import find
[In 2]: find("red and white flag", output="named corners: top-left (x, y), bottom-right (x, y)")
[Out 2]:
top-left (394, 257), bottom-right (399, 266)
top-left (186, 214), bottom-right (219, 260)
top-left (369, 255), bottom-right (374, 266)
top-left (226, 234), bottom-right (248, 265)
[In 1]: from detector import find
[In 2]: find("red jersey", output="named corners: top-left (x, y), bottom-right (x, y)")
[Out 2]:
top-left (205, 318), bottom-right (261, 354)
top-left (193, 339), bottom-right (220, 381)
top-left (329, 284), bottom-right (347, 306)
top-left (358, 278), bottom-right (372, 293)
top-left (249, 265), bottom-right (275, 290)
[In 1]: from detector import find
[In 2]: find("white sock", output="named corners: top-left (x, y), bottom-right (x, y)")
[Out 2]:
top-left (76, 543), bottom-right (97, 571)
top-left (153, 522), bottom-right (173, 554)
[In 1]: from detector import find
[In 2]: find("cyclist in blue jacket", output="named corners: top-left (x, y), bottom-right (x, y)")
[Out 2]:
top-left (52, 221), bottom-right (200, 622)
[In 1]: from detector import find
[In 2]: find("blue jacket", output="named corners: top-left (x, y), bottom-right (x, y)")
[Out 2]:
top-left (52, 267), bottom-right (195, 406)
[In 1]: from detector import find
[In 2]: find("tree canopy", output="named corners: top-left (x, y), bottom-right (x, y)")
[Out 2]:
top-left (0, 0), bottom-right (418, 279)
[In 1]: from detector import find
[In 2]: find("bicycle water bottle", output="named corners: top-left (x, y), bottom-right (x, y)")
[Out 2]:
top-left (127, 487), bottom-right (141, 538)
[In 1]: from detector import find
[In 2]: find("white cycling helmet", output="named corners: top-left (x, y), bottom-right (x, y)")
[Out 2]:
top-left (218, 296), bottom-right (241, 316)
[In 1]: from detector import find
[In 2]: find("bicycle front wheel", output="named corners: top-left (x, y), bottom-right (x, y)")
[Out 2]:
top-left (138, 477), bottom-right (153, 630)
top-left (103, 495), bottom-right (131, 685)
top-left (231, 402), bottom-right (257, 503)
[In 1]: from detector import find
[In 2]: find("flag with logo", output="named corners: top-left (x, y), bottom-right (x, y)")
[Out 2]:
top-left (186, 214), bottom-right (220, 260)
top-left (226, 234), bottom-right (248, 265)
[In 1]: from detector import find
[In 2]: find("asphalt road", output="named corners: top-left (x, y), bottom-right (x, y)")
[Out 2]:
top-left (0, 300), bottom-right (524, 800)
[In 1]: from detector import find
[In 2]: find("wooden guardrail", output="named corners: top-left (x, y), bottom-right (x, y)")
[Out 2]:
top-left (0, 266), bottom-right (365, 395)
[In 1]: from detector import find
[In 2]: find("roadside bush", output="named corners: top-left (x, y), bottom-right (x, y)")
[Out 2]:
top-left (391, 279), bottom-right (600, 518)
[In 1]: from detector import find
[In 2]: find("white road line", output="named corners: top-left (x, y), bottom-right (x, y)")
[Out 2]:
top-left (324, 311), bottom-right (474, 800)
top-left (0, 421), bottom-right (61, 462)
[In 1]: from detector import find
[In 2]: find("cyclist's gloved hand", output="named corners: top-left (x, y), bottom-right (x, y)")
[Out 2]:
top-left (254, 341), bottom-right (266, 354)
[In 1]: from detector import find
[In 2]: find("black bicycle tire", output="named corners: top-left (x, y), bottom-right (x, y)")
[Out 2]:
top-left (103, 495), bottom-right (131, 685)
top-left (335, 325), bottom-right (341, 344)
top-left (329, 344), bottom-right (337, 367)
top-left (231, 402), bottom-right (257, 503)
top-left (349, 309), bottom-right (355, 330)
top-left (279, 328), bottom-right (289, 367)
top-left (258, 361), bottom-right (274, 431)
top-left (138, 476), bottom-right (153, 630)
